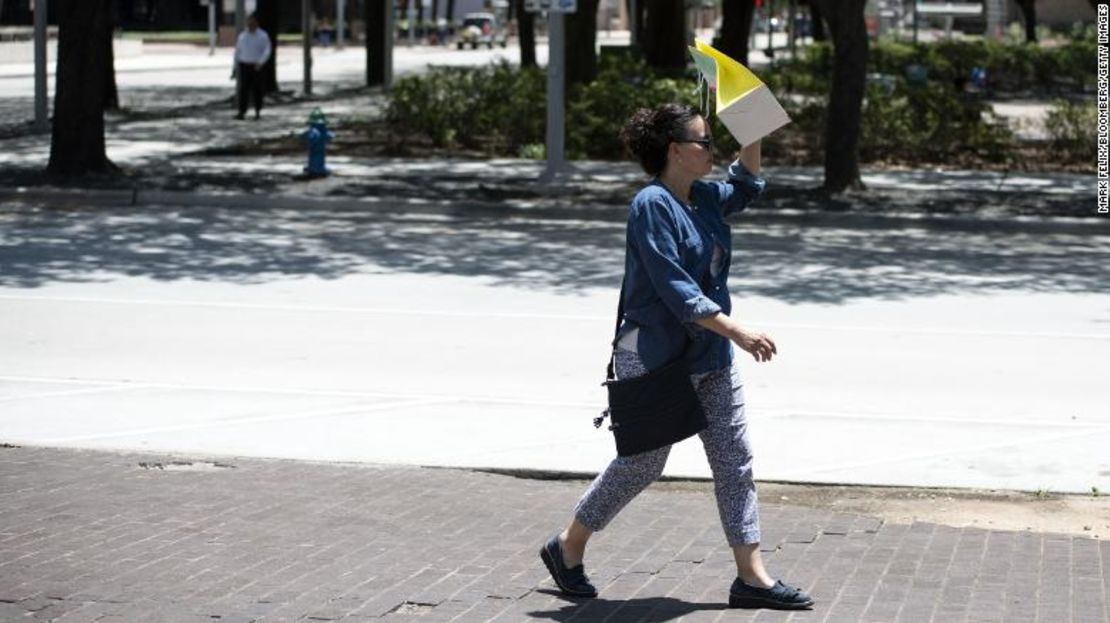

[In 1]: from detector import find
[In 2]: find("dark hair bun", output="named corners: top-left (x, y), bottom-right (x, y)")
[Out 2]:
top-left (619, 103), bottom-right (698, 176)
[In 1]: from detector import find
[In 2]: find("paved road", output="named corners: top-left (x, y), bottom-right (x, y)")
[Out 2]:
top-left (0, 444), bottom-right (1105, 622)
top-left (1, 198), bottom-right (1107, 493)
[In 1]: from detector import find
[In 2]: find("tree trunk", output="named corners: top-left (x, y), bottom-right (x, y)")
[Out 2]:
top-left (718, 0), bottom-right (755, 66)
top-left (446, 0), bottom-right (456, 34)
top-left (625, 0), bottom-right (646, 45)
top-left (517, 0), bottom-right (536, 67)
top-left (1015, 0), bottom-right (1036, 43)
top-left (257, 0), bottom-right (280, 92)
top-left (566, 0), bottom-right (599, 87)
top-left (48, 0), bottom-right (116, 176)
top-left (814, 0), bottom-right (866, 193)
top-left (416, 0), bottom-right (424, 36)
top-left (366, 0), bottom-right (388, 86)
top-left (104, 24), bottom-right (119, 110)
top-left (431, 0), bottom-right (440, 40)
top-left (809, 0), bottom-right (826, 42)
top-left (642, 0), bottom-right (685, 74)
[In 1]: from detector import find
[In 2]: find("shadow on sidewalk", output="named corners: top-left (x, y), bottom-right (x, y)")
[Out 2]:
top-left (0, 201), bottom-right (1107, 302)
top-left (526, 590), bottom-right (730, 622)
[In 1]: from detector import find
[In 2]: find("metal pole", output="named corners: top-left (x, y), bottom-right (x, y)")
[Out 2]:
top-left (912, 0), bottom-right (918, 44)
top-left (629, 0), bottom-right (636, 46)
top-left (765, 0), bottom-right (773, 57)
top-left (407, 0), bottom-right (416, 45)
top-left (788, 0), bottom-right (796, 57)
top-left (384, 0), bottom-right (393, 88)
top-left (236, 0), bottom-right (246, 37)
top-left (337, 0), bottom-right (346, 49)
top-left (303, 0), bottom-right (313, 94)
top-left (208, 1), bottom-right (216, 56)
top-left (542, 11), bottom-right (564, 182)
top-left (32, 0), bottom-right (47, 132)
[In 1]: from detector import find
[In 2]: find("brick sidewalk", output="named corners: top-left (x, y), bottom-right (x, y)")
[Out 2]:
top-left (0, 445), bottom-right (1105, 622)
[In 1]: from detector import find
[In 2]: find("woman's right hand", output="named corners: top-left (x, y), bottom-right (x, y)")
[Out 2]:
top-left (693, 313), bottom-right (778, 362)
top-left (732, 327), bottom-right (777, 362)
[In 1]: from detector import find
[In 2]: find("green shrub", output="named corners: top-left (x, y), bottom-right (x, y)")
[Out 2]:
top-left (566, 54), bottom-right (696, 159)
top-left (762, 42), bottom-right (831, 96)
top-left (1044, 99), bottom-right (1096, 162)
top-left (861, 82), bottom-right (1014, 163)
top-left (518, 143), bottom-right (545, 159)
top-left (385, 61), bottom-right (545, 153)
top-left (767, 38), bottom-right (1095, 97)
top-left (383, 49), bottom-right (1017, 166)
top-left (1044, 40), bottom-right (1098, 92)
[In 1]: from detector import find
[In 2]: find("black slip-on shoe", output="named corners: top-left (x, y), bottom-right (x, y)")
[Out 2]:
top-left (539, 535), bottom-right (598, 598)
top-left (729, 578), bottom-right (814, 610)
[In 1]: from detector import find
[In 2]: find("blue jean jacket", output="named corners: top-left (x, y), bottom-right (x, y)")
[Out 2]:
top-left (616, 160), bottom-right (767, 374)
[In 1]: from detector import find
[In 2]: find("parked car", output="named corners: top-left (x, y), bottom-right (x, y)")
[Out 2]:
top-left (456, 12), bottom-right (507, 49)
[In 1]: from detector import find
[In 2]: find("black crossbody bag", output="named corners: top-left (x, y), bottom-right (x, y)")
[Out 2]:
top-left (593, 276), bottom-right (708, 457)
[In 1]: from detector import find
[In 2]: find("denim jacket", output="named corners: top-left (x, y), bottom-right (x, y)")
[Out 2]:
top-left (616, 160), bottom-right (767, 374)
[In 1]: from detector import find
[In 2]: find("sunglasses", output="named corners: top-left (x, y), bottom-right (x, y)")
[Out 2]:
top-left (675, 137), bottom-right (714, 149)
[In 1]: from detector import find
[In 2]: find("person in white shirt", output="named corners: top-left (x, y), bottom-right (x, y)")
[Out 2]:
top-left (233, 14), bottom-right (272, 120)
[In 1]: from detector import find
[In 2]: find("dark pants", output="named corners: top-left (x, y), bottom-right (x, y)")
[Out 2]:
top-left (237, 62), bottom-right (264, 116)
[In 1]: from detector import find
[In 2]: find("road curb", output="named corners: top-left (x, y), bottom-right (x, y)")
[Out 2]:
top-left (3, 185), bottom-right (1108, 235)
top-left (0, 186), bottom-right (138, 207)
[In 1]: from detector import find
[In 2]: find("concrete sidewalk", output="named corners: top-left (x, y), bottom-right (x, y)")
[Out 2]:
top-left (0, 444), bottom-right (1105, 622)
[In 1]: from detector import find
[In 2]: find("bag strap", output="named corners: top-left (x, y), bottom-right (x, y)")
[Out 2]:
top-left (605, 242), bottom-right (701, 383)
top-left (605, 274), bottom-right (628, 382)
top-left (595, 274), bottom-right (626, 429)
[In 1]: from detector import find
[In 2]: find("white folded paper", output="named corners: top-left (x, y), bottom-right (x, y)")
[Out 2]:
top-left (688, 40), bottom-right (791, 145)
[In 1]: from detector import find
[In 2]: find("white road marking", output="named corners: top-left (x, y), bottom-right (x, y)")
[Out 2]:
top-left (0, 374), bottom-right (601, 409)
top-left (2, 293), bottom-right (1108, 340)
top-left (0, 294), bottom-right (605, 322)
top-left (0, 384), bottom-right (153, 403)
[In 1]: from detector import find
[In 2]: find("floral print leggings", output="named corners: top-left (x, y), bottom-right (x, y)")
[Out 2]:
top-left (573, 348), bottom-right (761, 546)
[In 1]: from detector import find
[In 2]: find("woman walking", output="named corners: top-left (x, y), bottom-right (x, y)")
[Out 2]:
top-left (539, 103), bottom-right (813, 610)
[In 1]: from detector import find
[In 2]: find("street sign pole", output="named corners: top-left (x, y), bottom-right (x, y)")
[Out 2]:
top-left (303, 0), bottom-right (313, 95)
top-left (541, 10), bottom-right (565, 182)
top-left (629, 0), bottom-right (636, 46)
top-left (408, 0), bottom-right (416, 46)
top-left (207, 0), bottom-right (216, 56)
top-left (337, 0), bottom-right (346, 49)
top-left (236, 0), bottom-right (246, 37)
top-left (33, 0), bottom-right (47, 133)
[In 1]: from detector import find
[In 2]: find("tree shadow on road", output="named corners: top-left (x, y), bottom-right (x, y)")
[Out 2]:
top-left (0, 199), bottom-right (1107, 304)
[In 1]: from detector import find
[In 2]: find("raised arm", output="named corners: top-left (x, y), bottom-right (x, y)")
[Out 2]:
top-left (738, 140), bottom-right (761, 175)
